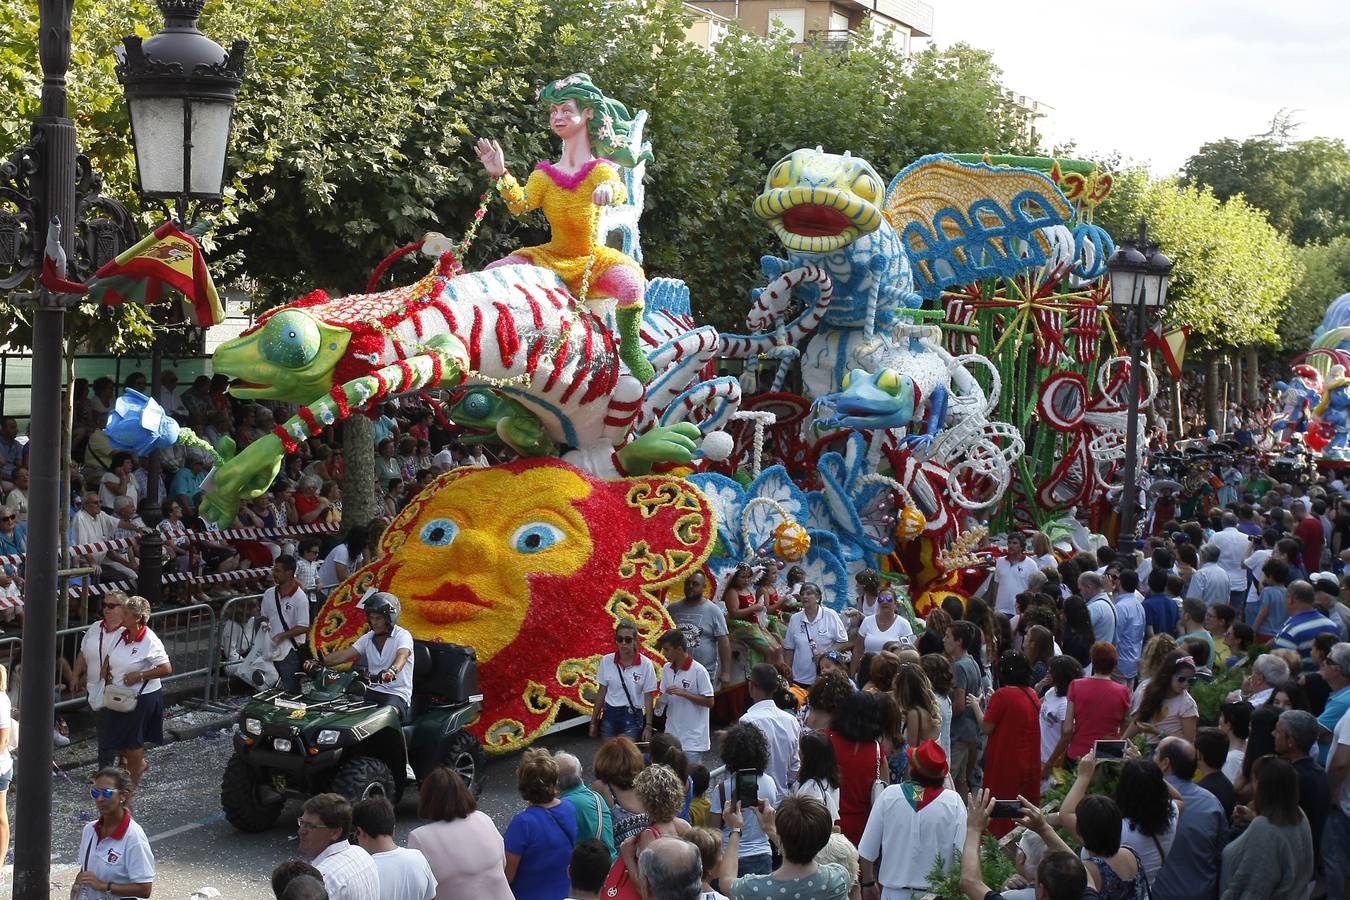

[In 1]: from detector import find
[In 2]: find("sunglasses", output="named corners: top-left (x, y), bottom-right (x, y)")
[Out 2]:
top-left (0, 515), bottom-right (13, 522)
top-left (102, 602), bottom-right (122, 610)
top-left (615, 636), bottom-right (634, 644)
top-left (1175, 675), bottom-right (1198, 685)
top-left (90, 787), bottom-right (118, 799)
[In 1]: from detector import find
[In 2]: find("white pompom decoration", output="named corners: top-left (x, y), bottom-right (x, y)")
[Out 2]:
top-left (700, 430), bottom-right (734, 462)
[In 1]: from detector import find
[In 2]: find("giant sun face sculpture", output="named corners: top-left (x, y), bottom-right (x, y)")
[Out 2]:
top-left (313, 457), bottom-right (715, 752)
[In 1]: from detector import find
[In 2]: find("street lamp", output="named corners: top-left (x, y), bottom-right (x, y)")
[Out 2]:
top-left (115, 0), bottom-right (247, 603)
top-left (116, 0), bottom-right (247, 221)
top-left (1108, 220), bottom-right (1174, 552)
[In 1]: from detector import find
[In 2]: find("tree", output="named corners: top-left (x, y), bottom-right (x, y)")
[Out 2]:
top-left (1097, 176), bottom-right (1300, 350)
top-left (2, 0), bottom-right (1040, 338)
top-left (1181, 114), bottom-right (1350, 247)
top-left (1281, 236), bottom-right (1350, 349)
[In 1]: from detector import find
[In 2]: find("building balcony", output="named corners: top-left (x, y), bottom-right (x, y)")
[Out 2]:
top-left (834, 0), bottom-right (934, 36)
top-left (807, 29), bottom-right (855, 52)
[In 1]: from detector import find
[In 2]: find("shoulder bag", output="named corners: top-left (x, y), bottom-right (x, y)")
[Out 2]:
top-left (103, 675), bottom-right (148, 714)
top-left (871, 740), bottom-right (888, 805)
top-left (271, 588), bottom-right (312, 663)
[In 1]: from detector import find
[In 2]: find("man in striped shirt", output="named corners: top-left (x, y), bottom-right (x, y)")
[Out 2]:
top-left (1275, 580), bottom-right (1342, 671)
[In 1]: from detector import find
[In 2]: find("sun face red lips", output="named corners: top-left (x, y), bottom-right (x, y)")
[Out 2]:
top-left (414, 583), bottom-right (495, 625)
top-left (781, 204), bottom-right (854, 238)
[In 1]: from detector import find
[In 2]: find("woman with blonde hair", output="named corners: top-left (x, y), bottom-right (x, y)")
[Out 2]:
top-left (617, 764), bottom-right (690, 884)
top-left (1030, 532), bottom-right (1057, 569)
top-left (1133, 633), bottom-right (1179, 707)
top-left (894, 661), bottom-right (942, 749)
top-left (101, 595), bottom-right (171, 786)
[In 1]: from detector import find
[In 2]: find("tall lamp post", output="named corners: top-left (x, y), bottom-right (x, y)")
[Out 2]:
top-left (1108, 221), bottom-right (1173, 552)
top-left (0, 2), bottom-right (242, 893)
top-left (115, 0), bottom-right (246, 604)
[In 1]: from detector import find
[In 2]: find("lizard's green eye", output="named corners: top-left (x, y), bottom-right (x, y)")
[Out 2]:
top-left (260, 310), bottom-right (321, 369)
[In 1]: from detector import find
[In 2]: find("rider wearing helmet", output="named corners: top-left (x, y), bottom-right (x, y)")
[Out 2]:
top-left (308, 591), bottom-right (415, 720)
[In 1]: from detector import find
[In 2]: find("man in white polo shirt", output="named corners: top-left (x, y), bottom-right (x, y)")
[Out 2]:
top-left (989, 534), bottom-right (1038, 617)
top-left (310, 592), bottom-right (414, 721)
top-left (655, 628), bottom-right (714, 762)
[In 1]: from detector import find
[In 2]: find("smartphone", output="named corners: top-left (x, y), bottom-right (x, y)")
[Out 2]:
top-left (990, 800), bottom-right (1023, 819)
top-left (735, 769), bottom-right (759, 808)
top-left (1095, 739), bottom-right (1127, 760)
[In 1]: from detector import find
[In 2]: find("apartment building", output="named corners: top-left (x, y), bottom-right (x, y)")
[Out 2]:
top-left (692, 0), bottom-right (935, 54)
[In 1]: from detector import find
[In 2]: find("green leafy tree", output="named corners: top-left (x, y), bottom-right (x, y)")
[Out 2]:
top-left (1097, 177), bottom-right (1299, 349)
top-left (1181, 114), bottom-right (1350, 247)
top-left (1282, 236), bottom-right (1350, 348)
top-left (3, 0), bottom-right (1039, 338)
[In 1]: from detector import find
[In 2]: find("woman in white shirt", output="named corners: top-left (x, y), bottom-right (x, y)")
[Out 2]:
top-left (588, 620), bottom-right (657, 742)
top-left (74, 766), bottom-right (155, 898)
top-left (101, 596), bottom-right (172, 787)
top-left (792, 730), bottom-right (841, 823)
top-left (851, 590), bottom-right (914, 674)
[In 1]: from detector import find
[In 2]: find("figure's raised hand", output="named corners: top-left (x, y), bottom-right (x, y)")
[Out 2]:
top-left (475, 138), bottom-right (506, 177)
top-left (591, 181), bottom-right (615, 207)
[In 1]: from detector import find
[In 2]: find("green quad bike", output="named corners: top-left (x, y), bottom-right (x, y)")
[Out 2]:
top-left (220, 640), bottom-right (486, 832)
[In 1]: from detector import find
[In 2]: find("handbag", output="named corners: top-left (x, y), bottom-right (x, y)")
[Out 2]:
top-left (603, 825), bottom-right (663, 900)
top-left (271, 588), bottom-right (312, 663)
top-left (103, 677), bottom-right (148, 714)
top-left (870, 741), bottom-right (888, 805)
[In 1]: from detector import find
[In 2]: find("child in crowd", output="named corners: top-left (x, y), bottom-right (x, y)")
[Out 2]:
top-left (294, 537), bottom-right (322, 603)
top-left (688, 764), bottom-right (711, 827)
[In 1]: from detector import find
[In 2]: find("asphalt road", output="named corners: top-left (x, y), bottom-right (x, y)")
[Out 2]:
top-left (9, 718), bottom-right (725, 900)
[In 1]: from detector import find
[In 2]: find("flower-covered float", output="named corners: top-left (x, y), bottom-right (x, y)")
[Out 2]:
top-left (95, 75), bottom-right (1169, 751)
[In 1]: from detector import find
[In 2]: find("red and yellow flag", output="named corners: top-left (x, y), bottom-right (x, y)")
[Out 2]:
top-left (87, 221), bottom-right (224, 326)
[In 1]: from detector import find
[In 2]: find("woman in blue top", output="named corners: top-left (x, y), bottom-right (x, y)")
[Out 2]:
top-left (504, 748), bottom-right (577, 900)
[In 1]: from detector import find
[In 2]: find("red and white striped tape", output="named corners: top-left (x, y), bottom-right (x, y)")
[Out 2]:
top-left (0, 522), bottom-right (338, 567)
top-left (79, 565), bottom-right (275, 598)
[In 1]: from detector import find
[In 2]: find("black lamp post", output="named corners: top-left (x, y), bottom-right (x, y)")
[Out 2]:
top-left (1108, 220), bottom-right (1173, 552)
top-left (115, 0), bottom-right (246, 602)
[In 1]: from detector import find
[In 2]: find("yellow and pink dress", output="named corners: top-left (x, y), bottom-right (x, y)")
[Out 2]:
top-left (497, 158), bottom-right (652, 382)
top-left (498, 158), bottom-right (641, 295)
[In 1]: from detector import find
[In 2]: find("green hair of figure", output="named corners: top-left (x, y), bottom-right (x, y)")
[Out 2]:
top-left (538, 73), bottom-right (653, 169)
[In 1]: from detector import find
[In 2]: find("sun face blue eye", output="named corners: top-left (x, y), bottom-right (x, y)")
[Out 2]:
top-left (512, 522), bottom-right (564, 554)
top-left (419, 518), bottom-right (459, 547)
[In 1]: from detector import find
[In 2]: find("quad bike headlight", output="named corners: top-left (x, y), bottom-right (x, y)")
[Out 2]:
top-left (316, 730), bottom-right (340, 746)
top-left (244, 718), bottom-right (262, 735)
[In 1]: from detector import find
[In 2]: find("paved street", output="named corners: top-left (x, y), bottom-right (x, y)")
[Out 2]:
top-left (6, 715), bottom-right (723, 899)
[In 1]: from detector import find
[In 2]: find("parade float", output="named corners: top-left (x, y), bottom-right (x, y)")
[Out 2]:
top-left (104, 74), bottom-right (1151, 753)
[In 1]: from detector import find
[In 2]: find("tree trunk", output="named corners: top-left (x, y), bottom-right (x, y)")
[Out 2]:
top-left (1244, 347), bottom-right (1259, 404)
top-left (1231, 351), bottom-right (1244, 407)
top-left (1205, 351), bottom-right (1221, 432)
top-left (340, 415), bottom-right (376, 536)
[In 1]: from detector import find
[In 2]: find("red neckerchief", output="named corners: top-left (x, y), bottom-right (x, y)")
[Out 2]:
top-left (95, 810), bottom-right (132, 841)
top-left (122, 624), bottom-right (147, 645)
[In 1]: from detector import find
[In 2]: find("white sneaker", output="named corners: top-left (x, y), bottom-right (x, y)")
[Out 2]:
top-left (53, 727), bottom-right (71, 747)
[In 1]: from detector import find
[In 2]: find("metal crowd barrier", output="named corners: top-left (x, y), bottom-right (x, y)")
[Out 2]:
top-left (0, 602), bottom-right (218, 712)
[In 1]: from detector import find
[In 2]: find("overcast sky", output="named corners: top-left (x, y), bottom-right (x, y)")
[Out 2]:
top-left (928, 0), bottom-right (1350, 174)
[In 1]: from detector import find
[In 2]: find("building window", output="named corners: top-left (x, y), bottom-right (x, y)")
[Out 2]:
top-left (768, 8), bottom-right (806, 41)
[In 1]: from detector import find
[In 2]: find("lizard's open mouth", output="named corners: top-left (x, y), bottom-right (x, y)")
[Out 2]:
top-left (230, 378), bottom-right (272, 391)
top-left (781, 204), bottom-right (855, 238)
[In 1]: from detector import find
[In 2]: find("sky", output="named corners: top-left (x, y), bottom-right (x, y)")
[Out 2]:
top-left (926, 0), bottom-right (1350, 174)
